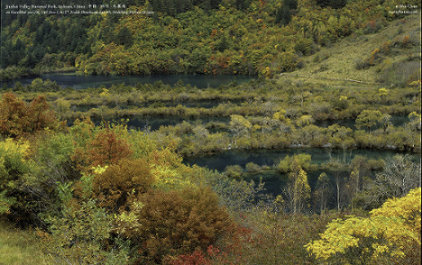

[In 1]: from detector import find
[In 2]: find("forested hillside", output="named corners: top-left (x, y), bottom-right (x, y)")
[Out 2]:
top-left (1, 0), bottom-right (420, 79)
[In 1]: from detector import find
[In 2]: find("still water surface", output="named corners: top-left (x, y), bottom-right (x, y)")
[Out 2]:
top-left (8, 73), bottom-right (253, 89)
top-left (184, 148), bottom-right (411, 171)
top-left (88, 115), bottom-right (229, 131)
top-left (184, 148), bottom-right (420, 195)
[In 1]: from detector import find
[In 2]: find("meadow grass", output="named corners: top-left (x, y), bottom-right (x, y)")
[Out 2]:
top-left (0, 219), bottom-right (52, 265)
top-left (278, 13), bottom-right (421, 87)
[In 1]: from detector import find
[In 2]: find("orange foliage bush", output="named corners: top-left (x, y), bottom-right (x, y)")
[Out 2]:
top-left (27, 95), bottom-right (58, 133)
top-left (168, 226), bottom-right (253, 265)
top-left (0, 92), bottom-right (58, 138)
top-left (402, 35), bottom-right (410, 47)
top-left (129, 187), bottom-right (233, 264)
top-left (72, 127), bottom-right (132, 169)
top-left (92, 158), bottom-right (154, 212)
top-left (168, 249), bottom-right (211, 265)
top-left (88, 129), bottom-right (132, 166)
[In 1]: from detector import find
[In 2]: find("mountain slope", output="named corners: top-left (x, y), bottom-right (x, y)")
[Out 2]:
top-left (279, 13), bottom-right (421, 87)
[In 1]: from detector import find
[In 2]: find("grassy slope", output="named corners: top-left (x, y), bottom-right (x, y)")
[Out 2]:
top-left (0, 220), bottom-right (51, 265)
top-left (277, 14), bottom-right (421, 87)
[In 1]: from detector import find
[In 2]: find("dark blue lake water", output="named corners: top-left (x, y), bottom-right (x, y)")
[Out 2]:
top-left (184, 148), bottom-right (420, 196)
top-left (6, 73), bottom-right (253, 89)
top-left (88, 115), bottom-right (229, 131)
top-left (183, 148), bottom-right (410, 171)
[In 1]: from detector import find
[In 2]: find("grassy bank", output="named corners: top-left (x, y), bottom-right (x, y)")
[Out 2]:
top-left (0, 220), bottom-right (51, 265)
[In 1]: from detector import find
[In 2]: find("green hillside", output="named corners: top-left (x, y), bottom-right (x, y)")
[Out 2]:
top-left (1, 0), bottom-right (421, 81)
top-left (280, 13), bottom-right (421, 86)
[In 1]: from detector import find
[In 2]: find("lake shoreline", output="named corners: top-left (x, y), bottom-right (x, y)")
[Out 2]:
top-left (3, 72), bottom-right (255, 90)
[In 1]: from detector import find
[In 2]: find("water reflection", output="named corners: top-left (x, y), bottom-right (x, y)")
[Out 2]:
top-left (7, 73), bottom-right (253, 89)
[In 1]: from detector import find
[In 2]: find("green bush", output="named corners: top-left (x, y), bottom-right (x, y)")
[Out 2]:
top-left (294, 38), bottom-right (315, 56)
top-left (279, 52), bottom-right (299, 72)
top-left (377, 60), bottom-right (421, 87)
top-left (224, 165), bottom-right (244, 179)
top-left (43, 199), bottom-right (130, 265)
top-left (0, 139), bottom-right (41, 225)
top-left (245, 162), bottom-right (262, 174)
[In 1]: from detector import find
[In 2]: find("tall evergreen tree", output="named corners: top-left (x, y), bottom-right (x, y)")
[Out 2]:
top-left (316, 0), bottom-right (347, 9)
top-left (116, 27), bottom-right (133, 47)
top-left (276, 0), bottom-right (297, 26)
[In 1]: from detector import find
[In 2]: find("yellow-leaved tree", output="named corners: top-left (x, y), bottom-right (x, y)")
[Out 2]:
top-left (0, 138), bottom-right (30, 214)
top-left (305, 188), bottom-right (421, 264)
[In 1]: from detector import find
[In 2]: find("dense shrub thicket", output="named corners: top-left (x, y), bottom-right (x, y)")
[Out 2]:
top-left (7, 78), bottom-right (420, 155)
top-left (0, 92), bottom-right (60, 138)
top-left (0, 92), bottom-right (420, 264)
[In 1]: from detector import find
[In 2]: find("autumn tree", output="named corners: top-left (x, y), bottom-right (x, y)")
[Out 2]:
top-left (313, 172), bottom-right (332, 213)
top-left (306, 188), bottom-right (421, 264)
top-left (75, 128), bottom-right (132, 168)
top-left (118, 187), bottom-right (233, 264)
top-left (26, 95), bottom-right (58, 134)
top-left (286, 161), bottom-right (311, 214)
top-left (0, 93), bottom-right (26, 137)
top-left (345, 166), bottom-right (361, 206)
top-left (229, 114), bottom-right (252, 139)
top-left (0, 93), bottom-right (58, 138)
top-left (279, 155), bottom-right (311, 214)
top-left (91, 158), bottom-right (154, 212)
top-left (355, 110), bottom-right (383, 132)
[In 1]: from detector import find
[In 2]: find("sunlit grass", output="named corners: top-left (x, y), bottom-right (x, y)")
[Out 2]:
top-left (278, 14), bottom-right (421, 86)
top-left (0, 219), bottom-right (52, 265)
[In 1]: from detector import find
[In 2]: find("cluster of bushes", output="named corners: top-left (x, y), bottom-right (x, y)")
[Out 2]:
top-left (11, 78), bottom-right (61, 92)
top-left (0, 93), bottom-right (240, 264)
top-left (9, 76), bottom-right (418, 122)
top-left (0, 92), bottom-right (61, 138)
top-left (1, 92), bottom-right (421, 264)
top-left (3, 78), bottom-right (419, 156)
top-left (355, 33), bottom-right (420, 71)
top-left (142, 110), bottom-right (418, 157)
top-left (0, 66), bottom-right (36, 82)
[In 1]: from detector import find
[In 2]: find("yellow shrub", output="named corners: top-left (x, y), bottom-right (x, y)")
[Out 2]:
top-left (0, 138), bottom-right (30, 158)
top-left (306, 188), bottom-right (421, 264)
